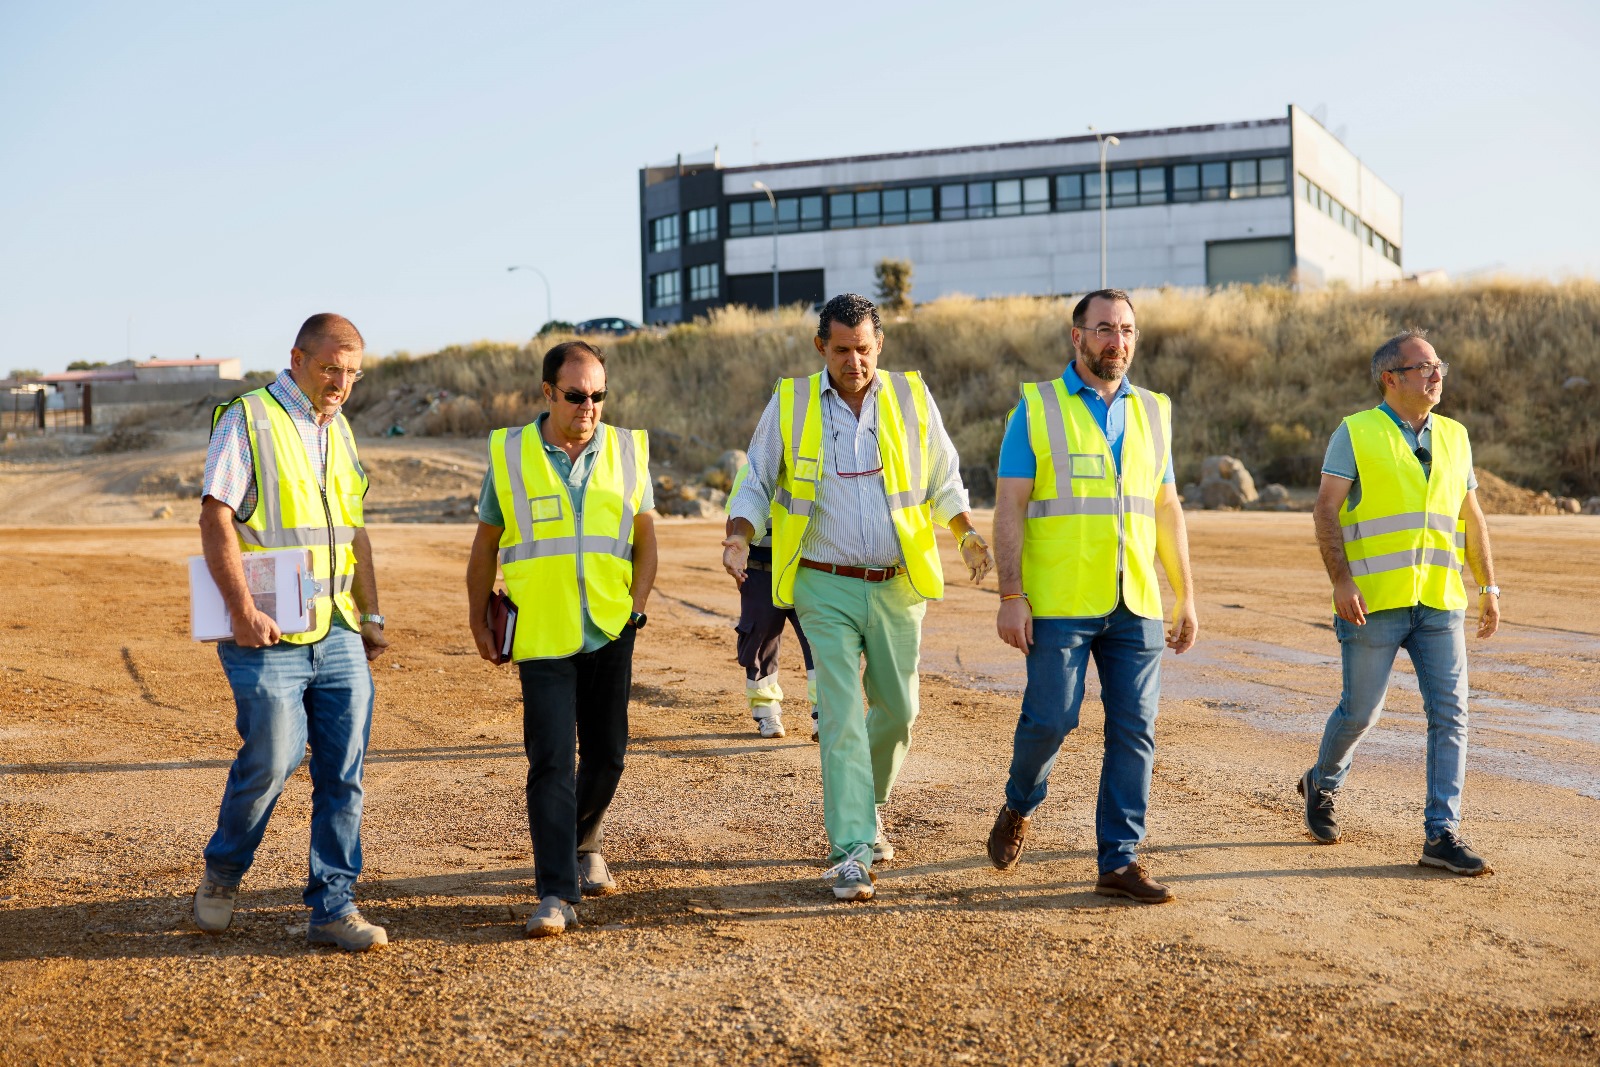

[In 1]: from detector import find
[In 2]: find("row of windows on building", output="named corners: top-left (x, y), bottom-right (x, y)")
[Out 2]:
top-left (649, 263), bottom-right (720, 308)
top-left (646, 155), bottom-right (1292, 250)
top-left (1296, 173), bottom-right (1401, 265)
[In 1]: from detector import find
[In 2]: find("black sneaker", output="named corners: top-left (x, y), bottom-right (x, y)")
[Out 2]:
top-left (1297, 768), bottom-right (1341, 844)
top-left (1420, 829), bottom-right (1491, 876)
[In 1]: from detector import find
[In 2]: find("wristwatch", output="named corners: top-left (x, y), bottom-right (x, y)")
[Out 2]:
top-left (1479, 585), bottom-right (1500, 597)
top-left (959, 529), bottom-right (987, 550)
top-left (360, 613), bottom-right (386, 628)
top-left (628, 611), bottom-right (647, 629)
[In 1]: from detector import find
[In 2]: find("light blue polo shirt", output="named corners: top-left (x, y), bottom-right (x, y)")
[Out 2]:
top-left (1321, 402), bottom-right (1477, 508)
top-left (997, 362), bottom-right (1175, 482)
top-left (477, 415), bottom-right (654, 653)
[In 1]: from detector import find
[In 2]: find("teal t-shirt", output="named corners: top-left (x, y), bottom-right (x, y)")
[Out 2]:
top-left (478, 416), bottom-right (653, 653)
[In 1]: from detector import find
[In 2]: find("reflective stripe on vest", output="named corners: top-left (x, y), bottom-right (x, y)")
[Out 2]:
top-left (211, 388), bottom-right (367, 644)
top-left (770, 371), bottom-right (944, 608)
top-left (1019, 378), bottom-right (1169, 619)
top-left (492, 422), bottom-right (648, 661)
top-left (1337, 407), bottom-right (1469, 613)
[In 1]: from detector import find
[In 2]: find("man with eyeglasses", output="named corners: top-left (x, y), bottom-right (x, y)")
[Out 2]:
top-left (193, 313), bottom-right (391, 951)
top-left (723, 293), bottom-right (992, 902)
top-left (467, 339), bottom-right (657, 936)
top-left (985, 288), bottom-right (1197, 904)
top-left (1302, 329), bottom-right (1500, 875)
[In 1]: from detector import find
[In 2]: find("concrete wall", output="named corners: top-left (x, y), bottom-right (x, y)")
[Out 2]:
top-left (1290, 105), bottom-right (1404, 288)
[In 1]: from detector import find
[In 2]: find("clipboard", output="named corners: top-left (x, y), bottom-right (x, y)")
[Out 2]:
top-left (189, 549), bottom-right (317, 642)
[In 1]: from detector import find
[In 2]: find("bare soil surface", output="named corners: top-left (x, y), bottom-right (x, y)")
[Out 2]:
top-left (2, 442), bottom-right (1598, 1065)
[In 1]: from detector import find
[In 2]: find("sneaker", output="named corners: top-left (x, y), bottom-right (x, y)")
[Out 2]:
top-left (824, 857), bottom-right (876, 901)
top-left (307, 911), bottom-right (388, 951)
top-left (526, 895), bottom-right (578, 938)
top-left (192, 876), bottom-right (238, 933)
top-left (985, 805), bottom-right (1030, 871)
top-left (756, 713), bottom-right (786, 739)
top-left (1094, 862), bottom-right (1174, 904)
top-left (1420, 829), bottom-right (1491, 876)
top-left (579, 852), bottom-right (618, 897)
top-left (873, 806), bottom-right (895, 863)
top-left (1297, 767), bottom-right (1342, 844)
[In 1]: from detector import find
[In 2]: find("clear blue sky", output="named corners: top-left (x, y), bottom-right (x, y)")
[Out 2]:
top-left (3, 0), bottom-right (1596, 376)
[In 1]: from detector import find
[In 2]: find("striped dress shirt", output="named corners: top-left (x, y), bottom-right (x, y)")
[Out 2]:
top-left (731, 373), bottom-right (970, 567)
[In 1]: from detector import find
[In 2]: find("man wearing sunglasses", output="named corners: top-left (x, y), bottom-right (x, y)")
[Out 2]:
top-left (1302, 329), bottom-right (1500, 876)
top-left (723, 293), bottom-right (993, 902)
top-left (193, 313), bottom-right (390, 951)
top-left (986, 288), bottom-right (1197, 905)
top-left (467, 340), bottom-right (657, 936)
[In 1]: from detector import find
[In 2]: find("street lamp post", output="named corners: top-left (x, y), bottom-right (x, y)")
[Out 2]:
top-left (1089, 126), bottom-right (1120, 289)
top-left (506, 265), bottom-right (553, 331)
top-left (752, 180), bottom-right (779, 311)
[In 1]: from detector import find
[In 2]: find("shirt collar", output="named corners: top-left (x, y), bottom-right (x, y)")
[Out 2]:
top-left (820, 371), bottom-right (882, 401)
top-left (270, 369), bottom-right (326, 425)
top-left (1062, 360), bottom-right (1132, 401)
top-left (534, 412), bottom-right (605, 458)
top-left (1379, 401), bottom-right (1431, 434)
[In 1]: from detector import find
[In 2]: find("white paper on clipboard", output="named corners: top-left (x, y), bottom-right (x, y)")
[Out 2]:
top-left (189, 548), bottom-right (316, 642)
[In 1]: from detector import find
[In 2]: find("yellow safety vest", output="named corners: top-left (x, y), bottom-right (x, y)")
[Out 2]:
top-left (770, 371), bottom-right (944, 608)
top-left (1019, 379), bottom-right (1170, 619)
top-left (212, 388), bottom-right (366, 644)
top-left (1338, 407), bottom-right (1469, 613)
top-left (490, 422), bottom-right (649, 661)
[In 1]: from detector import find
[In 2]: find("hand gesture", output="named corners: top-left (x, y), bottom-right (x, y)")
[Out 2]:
top-left (961, 534), bottom-right (994, 584)
top-left (721, 534), bottom-right (750, 588)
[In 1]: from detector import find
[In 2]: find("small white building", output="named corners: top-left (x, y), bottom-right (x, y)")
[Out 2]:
top-left (639, 104), bottom-right (1403, 323)
top-left (134, 357), bottom-right (243, 383)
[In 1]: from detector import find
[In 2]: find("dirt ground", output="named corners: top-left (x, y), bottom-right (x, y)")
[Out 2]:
top-left (2, 438), bottom-right (1598, 1066)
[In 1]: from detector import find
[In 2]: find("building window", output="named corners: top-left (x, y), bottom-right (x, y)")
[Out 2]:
top-left (1056, 173), bottom-right (1084, 211)
top-left (1201, 161), bottom-right (1229, 200)
top-left (908, 186), bottom-right (934, 222)
top-left (1023, 176), bottom-right (1050, 214)
top-left (829, 192), bottom-right (855, 228)
top-left (995, 179), bottom-right (1022, 216)
top-left (1172, 164), bottom-right (1200, 203)
top-left (966, 180), bottom-right (995, 218)
top-left (1259, 157), bottom-right (1288, 196)
top-left (1138, 166), bottom-right (1166, 206)
top-left (1110, 168), bottom-right (1139, 208)
top-left (650, 215), bottom-right (679, 252)
top-left (939, 183), bottom-right (967, 220)
top-left (728, 201), bottom-right (752, 237)
top-left (799, 195), bottom-right (824, 231)
top-left (881, 188), bottom-right (908, 225)
top-left (1298, 171), bottom-right (1401, 265)
top-left (855, 190), bottom-right (881, 227)
top-left (650, 270), bottom-right (680, 308)
top-left (688, 263), bottom-right (719, 301)
top-left (686, 206), bottom-right (717, 244)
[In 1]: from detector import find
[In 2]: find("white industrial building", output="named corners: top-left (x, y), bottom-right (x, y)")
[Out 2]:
top-left (638, 105), bottom-right (1402, 323)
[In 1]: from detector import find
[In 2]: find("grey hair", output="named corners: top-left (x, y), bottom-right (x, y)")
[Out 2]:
top-left (1371, 328), bottom-right (1430, 395)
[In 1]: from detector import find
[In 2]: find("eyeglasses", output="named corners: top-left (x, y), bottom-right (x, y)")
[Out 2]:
top-left (558, 389), bottom-right (607, 406)
top-left (310, 360), bottom-right (363, 382)
top-left (826, 402), bottom-right (882, 478)
top-left (1084, 325), bottom-right (1139, 343)
top-left (1391, 362), bottom-right (1449, 379)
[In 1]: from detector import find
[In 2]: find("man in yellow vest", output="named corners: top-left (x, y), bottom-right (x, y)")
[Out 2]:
top-left (723, 293), bottom-right (993, 902)
top-left (1303, 329), bottom-right (1500, 875)
top-left (193, 313), bottom-right (390, 951)
top-left (986, 289), bottom-right (1197, 905)
top-left (467, 340), bottom-right (657, 937)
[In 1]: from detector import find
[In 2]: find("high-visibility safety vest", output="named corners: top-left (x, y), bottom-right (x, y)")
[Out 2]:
top-left (1337, 407), bottom-right (1469, 613)
top-left (489, 422), bottom-right (649, 661)
top-left (1019, 379), bottom-right (1171, 619)
top-left (770, 371), bottom-right (943, 608)
top-left (211, 389), bottom-right (367, 644)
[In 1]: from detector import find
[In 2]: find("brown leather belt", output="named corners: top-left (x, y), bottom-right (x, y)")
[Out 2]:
top-left (799, 558), bottom-right (905, 583)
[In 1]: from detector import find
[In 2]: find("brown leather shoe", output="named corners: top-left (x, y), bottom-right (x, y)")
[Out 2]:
top-left (986, 805), bottom-right (1030, 871)
top-left (1094, 861), bottom-right (1173, 904)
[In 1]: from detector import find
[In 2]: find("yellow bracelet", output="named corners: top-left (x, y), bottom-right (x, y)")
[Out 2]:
top-left (1000, 593), bottom-right (1028, 602)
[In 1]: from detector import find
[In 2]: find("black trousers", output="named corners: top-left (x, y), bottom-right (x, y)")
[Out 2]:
top-left (735, 566), bottom-right (815, 682)
top-left (517, 626), bottom-right (635, 903)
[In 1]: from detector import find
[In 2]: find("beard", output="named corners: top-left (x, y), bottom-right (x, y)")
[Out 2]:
top-left (1078, 338), bottom-right (1130, 382)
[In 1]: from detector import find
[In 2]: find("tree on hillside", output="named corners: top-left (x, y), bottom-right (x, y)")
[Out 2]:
top-left (7, 368), bottom-right (42, 381)
top-left (874, 259), bottom-right (912, 315)
top-left (67, 360), bottom-right (107, 371)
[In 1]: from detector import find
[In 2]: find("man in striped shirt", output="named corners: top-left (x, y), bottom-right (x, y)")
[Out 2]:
top-left (723, 294), bottom-right (992, 901)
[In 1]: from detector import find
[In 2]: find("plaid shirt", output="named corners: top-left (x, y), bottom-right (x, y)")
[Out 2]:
top-left (202, 371), bottom-right (337, 521)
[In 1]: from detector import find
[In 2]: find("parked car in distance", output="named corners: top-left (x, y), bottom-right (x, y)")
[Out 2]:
top-left (574, 317), bottom-right (640, 337)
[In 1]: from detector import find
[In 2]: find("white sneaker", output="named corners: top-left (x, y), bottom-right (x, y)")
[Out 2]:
top-left (873, 807), bottom-right (895, 863)
top-left (579, 852), bottom-right (617, 896)
top-left (756, 714), bottom-right (786, 739)
top-left (192, 876), bottom-right (238, 933)
top-left (307, 911), bottom-right (388, 951)
top-left (824, 856), bottom-right (876, 901)
top-left (526, 895), bottom-right (577, 938)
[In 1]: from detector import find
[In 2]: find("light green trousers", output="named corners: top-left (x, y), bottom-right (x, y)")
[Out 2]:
top-left (793, 567), bottom-right (926, 865)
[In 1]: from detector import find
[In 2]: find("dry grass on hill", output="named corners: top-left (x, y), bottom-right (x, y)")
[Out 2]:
top-left (345, 280), bottom-right (1600, 496)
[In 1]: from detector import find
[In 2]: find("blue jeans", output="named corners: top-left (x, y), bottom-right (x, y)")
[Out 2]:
top-left (1312, 605), bottom-right (1468, 839)
top-left (203, 626), bottom-right (375, 924)
top-left (1004, 604), bottom-right (1165, 874)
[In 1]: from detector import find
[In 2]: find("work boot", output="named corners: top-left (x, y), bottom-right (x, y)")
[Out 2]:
top-left (986, 805), bottom-right (1030, 871)
top-left (307, 912), bottom-right (388, 951)
top-left (1094, 862), bottom-right (1174, 904)
top-left (192, 876), bottom-right (238, 933)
